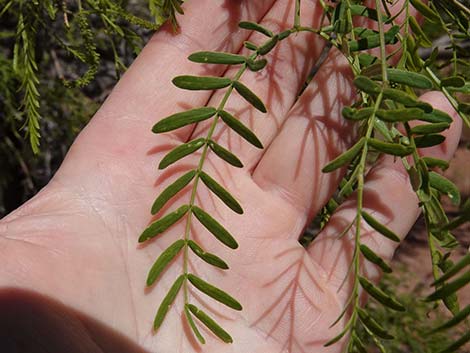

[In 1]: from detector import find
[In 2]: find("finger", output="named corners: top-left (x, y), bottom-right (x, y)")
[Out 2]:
top-left (69, 0), bottom-right (277, 154)
top-left (251, 48), bottom-right (355, 219)
top-left (190, 0), bottom-right (325, 169)
top-left (307, 92), bottom-right (462, 304)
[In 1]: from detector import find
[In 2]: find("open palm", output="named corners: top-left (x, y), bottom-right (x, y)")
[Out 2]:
top-left (0, 1), bottom-right (461, 353)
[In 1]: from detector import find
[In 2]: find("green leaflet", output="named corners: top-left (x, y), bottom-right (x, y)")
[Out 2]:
top-left (433, 253), bottom-right (470, 286)
top-left (409, 0), bottom-right (440, 22)
top-left (440, 76), bottom-right (465, 88)
top-left (188, 51), bottom-right (246, 65)
top-left (322, 137), bottom-right (366, 173)
top-left (278, 30), bottom-right (291, 40)
top-left (342, 107), bottom-right (375, 121)
top-left (422, 156), bottom-right (449, 171)
top-left (159, 138), bottom-right (205, 169)
top-left (218, 110), bottom-right (263, 148)
top-left (192, 206), bottom-right (238, 249)
top-left (258, 35), bottom-right (279, 55)
top-left (357, 308), bottom-right (394, 340)
top-left (382, 88), bottom-right (433, 112)
top-left (244, 41), bottom-right (258, 51)
top-left (437, 332), bottom-right (470, 353)
top-left (172, 75), bottom-right (232, 90)
top-left (429, 171), bottom-right (461, 205)
top-left (349, 25), bottom-right (399, 51)
top-left (188, 240), bottom-right (229, 270)
top-left (353, 75), bottom-right (381, 95)
top-left (139, 205), bottom-right (189, 242)
top-left (360, 244), bottom-right (392, 273)
top-left (425, 271), bottom-right (470, 301)
top-left (246, 58), bottom-right (268, 72)
top-left (428, 304), bottom-right (470, 333)
top-left (351, 332), bottom-right (368, 353)
top-left (408, 16), bottom-right (432, 47)
top-left (152, 107), bottom-right (217, 133)
top-left (147, 239), bottom-right (185, 286)
top-left (410, 122), bottom-right (450, 135)
top-left (184, 305), bottom-right (206, 344)
top-left (232, 81), bottom-right (267, 113)
top-left (414, 134), bottom-right (446, 148)
top-left (153, 275), bottom-right (185, 330)
top-left (362, 211), bottom-right (401, 242)
top-left (359, 276), bottom-right (406, 311)
top-left (187, 274), bottom-right (242, 310)
top-left (208, 140), bottom-right (243, 168)
top-left (187, 304), bottom-right (233, 343)
top-left (200, 171), bottom-right (243, 214)
top-left (376, 108), bottom-right (424, 122)
top-left (151, 170), bottom-right (196, 215)
top-left (381, 68), bottom-right (433, 89)
top-left (367, 138), bottom-right (414, 157)
top-left (238, 21), bottom-right (273, 37)
top-left (421, 109), bottom-right (453, 123)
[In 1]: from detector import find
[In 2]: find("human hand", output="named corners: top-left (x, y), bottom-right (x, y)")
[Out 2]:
top-left (0, 1), bottom-right (462, 352)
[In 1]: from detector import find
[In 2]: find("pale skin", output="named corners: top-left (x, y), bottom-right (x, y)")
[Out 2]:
top-left (0, 1), bottom-right (462, 353)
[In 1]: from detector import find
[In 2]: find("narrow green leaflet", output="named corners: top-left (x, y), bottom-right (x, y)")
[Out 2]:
top-left (437, 332), bottom-right (470, 353)
top-left (172, 75), bottom-right (232, 90)
top-left (232, 81), bottom-right (267, 113)
top-left (244, 40), bottom-right (258, 51)
top-left (152, 107), bottom-right (217, 133)
top-left (434, 253), bottom-right (470, 286)
top-left (247, 58), bottom-right (268, 72)
top-left (200, 171), bottom-right (243, 214)
top-left (349, 25), bottom-right (399, 51)
top-left (428, 304), bottom-right (470, 334)
top-left (208, 140), bottom-right (243, 168)
top-left (147, 239), bottom-right (185, 286)
top-left (408, 16), bottom-right (432, 47)
top-left (387, 67), bottom-right (429, 88)
top-left (414, 134), bottom-right (446, 149)
top-left (429, 171), bottom-right (461, 206)
top-left (362, 211), bottom-right (401, 242)
top-left (367, 138), bottom-right (414, 157)
top-left (192, 206), bottom-right (238, 249)
top-left (409, 0), bottom-right (440, 22)
top-left (376, 108), bottom-right (424, 122)
top-left (187, 304), bottom-right (233, 343)
top-left (357, 308), bottom-right (394, 339)
top-left (342, 107), bottom-right (374, 121)
top-left (153, 275), bottom-right (185, 330)
top-left (422, 156), bottom-right (449, 171)
top-left (440, 76), bottom-right (465, 88)
top-left (218, 110), bottom-right (263, 148)
top-left (184, 305), bottom-right (206, 344)
top-left (350, 4), bottom-right (386, 21)
top-left (258, 35), bottom-right (279, 55)
top-left (410, 122), bottom-right (450, 135)
top-left (151, 170), bottom-right (196, 215)
top-left (188, 51), bottom-right (246, 65)
top-left (188, 240), bottom-right (229, 270)
top-left (159, 138), bottom-right (205, 169)
top-left (359, 276), bottom-right (406, 311)
top-left (322, 137), bottom-right (366, 173)
top-left (360, 244), bottom-right (392, 273)
top-left (238, 21), bottom-right (273, 37)
top-left (421, 109), bottom-right (453, 123)
top-left (353, 76), bottom-right (381, 95)
top-left (426, 271), bottom-right (470, 302)
top-left (139, 205), bottom-right (189, 242)
top-left (458, 102), bottom-right (470, 114)
top-left (187, 274), bottom-right (242, 310)
top-left (383, 88), bottom-right (433, 112)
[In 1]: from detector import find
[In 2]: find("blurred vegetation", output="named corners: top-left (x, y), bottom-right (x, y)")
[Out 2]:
top-left (358, 268), bottom-right (469, 353)
top-left (0, 0), bottom-right (184, 216)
